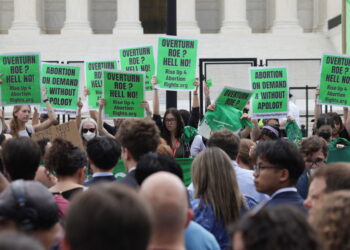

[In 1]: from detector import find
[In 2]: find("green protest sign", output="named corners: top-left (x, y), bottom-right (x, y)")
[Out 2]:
top-left (119, 46), bottom-right (154, 91)
top-left (215, 87), bottom-right (253, 111)
top-left (0, 53), bottom-right (41, 105)
top-left (103, 70), bottom-right (145, 119)
top-left (85, 60), bottom-right (117, 109)
top-left (41, 63), bottom-right (80, 114)
top-left (319, 54), bottom-right (350, 107)
top-left (250, 67), bottom-right (289, 119)
top-left (206, 79), bottom-right (213, 88)
top-left (157, 36), bottom-right (198, 91)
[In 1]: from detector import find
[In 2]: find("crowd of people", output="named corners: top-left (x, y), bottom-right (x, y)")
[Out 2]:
top-left (0, 76), bottom-right (349, 250)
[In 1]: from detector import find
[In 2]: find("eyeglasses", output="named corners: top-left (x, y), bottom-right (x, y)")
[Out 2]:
top-left (305, 158), bottom-right (326, 167)
top-left (253, 165), bottom-right (284, 175)
top-left (164, 118), bottom-right (176, 124)
top-left (82, 128), bottom-right (96, 133)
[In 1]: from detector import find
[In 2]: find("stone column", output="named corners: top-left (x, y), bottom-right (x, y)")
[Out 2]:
top-left (177, 0), bottom-right (200, 35)
top-left (9, 0), bottom-right (40, 34)
top-left (113, 0), bottom-right (143, 35)
top-left (313, 0), bottom-right (326, 32)
top-left (220, 0), bottom-right (251, 34)
top-left (272, 0), bottom-right (302, 33)
top-left (61, 0), bottom-right (92, 34)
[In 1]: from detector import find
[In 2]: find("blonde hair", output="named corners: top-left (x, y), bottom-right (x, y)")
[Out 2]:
top-left (192, 147), bottom-right (242, 226)
top-left (10, 105), bottom-right (31, 137)
top-left (156, 138), bottom-right (173, 157)
top-left (79, 118), bottom-right (98, 145)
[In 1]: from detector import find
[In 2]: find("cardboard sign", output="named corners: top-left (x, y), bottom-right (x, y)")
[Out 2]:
top-left (0, 53), bottom-right (41, 105)
top-left (250, 67), bottom-right (289, 119)
top-left (32, 120), bottom-right (84, 149)
top-left (319, 54), bottom-right (350, 107)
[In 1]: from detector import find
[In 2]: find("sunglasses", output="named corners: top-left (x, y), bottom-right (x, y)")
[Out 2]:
top-left (82, 128), bottom-right (96, 133)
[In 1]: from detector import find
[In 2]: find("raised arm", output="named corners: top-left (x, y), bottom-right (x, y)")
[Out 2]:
top-left (189, 78), bottom-right (200, 128)
top-left (97, 98), bottom-right (114, 139)
top-left (250, 119), bottom-right (261, 142)
top-left (204, 80), bottom-right (211, 112)
top-left (0, 108), bottom-right (8, 133)
top-left (32, 106), bottom-right (39, 126)
top-left (141, 100), bottom-right (152, 118)
top-left (345, 108), bottom-right (350, 136)
top-left (76, 97), bottom-right (83, 129)
top-left (33, 88), bottom-right (58, 132)
top-left (314, 86), bottom-right (321, 120)
top-left (152, 76), bottom-right (160, 116)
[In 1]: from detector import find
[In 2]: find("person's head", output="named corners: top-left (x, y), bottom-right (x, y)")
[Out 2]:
top-left (254, 139), bottom-right (304, 196)
top-left (135, 152), bottom-right (183, 185)
top-left (207, 129), bottom-right (240, 160)
top-left (327, 112), bottom-right (344, 137)
top-left (237, 139), bottom-right (256, 170)
top-left (259, 125), bottom-right (281, 141)
top-left (10, 105), bottom-right (31, 137)
top-left (140, 172), bottom-right (190, 246)
top-left (304, 162), bottom-right (350, 213)
top-left (178, 109), bottom-right (190, 126)
top-left (263, 118), bottom-right (279, 127)
top-left (156, 138), bottom-right (173, 157)
top-left (79, 118), bottom-right (98, 144)
top-left (232, 206), bottom-right (322, 250)
top-left (0, 231), bottom-right (44, 250)
top-left (315, 114), bottom-right (334, 142)
top-left (116, 118), bottom-right (160, 162)
top-left (86, 136), bottom-right (121, 172)
top-left (192, 147), bottom-right (241, 226)
top-left (36, 138), bottom-right (51, 161)
top-left (0, 180), bottom-right (60, 250)
top-left (162, 108), bottom-right (184, 140)
top-left (1, 137), bottom-right (41, 181)
top-left (300, 136), bottom-right (328, 173)
top-left (45, 138), bottom-right (87, 184)
top-left (63, 183), bottom-right (152, 250)
top-left (310, 191), bottom-right (350, 250)
top-left (39, 113), bottom-right (49, 124)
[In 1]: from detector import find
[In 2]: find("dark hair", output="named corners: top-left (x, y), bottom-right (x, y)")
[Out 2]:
top-left (255, 139), bottom-right (305, 185)
top-left (117, 119), bottom-right (160, 161)
top-left (328, 112), bottom-right (345, 132)
top-left (313, 162), bottom-right (350, 193)
top-left (207, 129), bottom-right (240, 160)
top-left (232, 206), bottom-right (322, 250)
top-left (1, 137), bottom-right (41, 181)
top-left (260, 125), bottom-right (281, 140)
top-left (316, 114), bottom-right (334, 129)
top-left (45, 138), bottom-right (87, 177)
top-left (65, 183), bottom-right (152, 250)
top-left (87, 137), bottom-right (121, 171)
top-left (36, 138), bottom-right (50, 158)
top-left (135, 153), bottom-right (183, 185)
top-left (300, 136), bottom-right (328, 158)
top-left (178, 109), bottom-right (190, 126)
top-left (0, 231), bottom-right (44, 250)
top-left (162, 108), bottom-right (184, 144)
top-left (0, 180), bottom-right (59, 232)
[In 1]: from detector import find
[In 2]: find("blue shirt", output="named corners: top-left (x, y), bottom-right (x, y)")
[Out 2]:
top-left (185, 221), bottom-right (220, 250)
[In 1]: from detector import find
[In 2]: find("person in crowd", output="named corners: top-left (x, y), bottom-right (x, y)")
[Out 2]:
top-left (314, 114), bottom-right (334, 142)
top-left (156, 138), bottom-right (174, 157)
top-left (232, 206), bottom-right (322, 250)
top-left (204, 129), bottom-right (268, 203)
top-left (304, 162), bottom-right (350, 215)
top-left (140, 172), bottom-right (191, 250)
top-left (0, 180), bottom-right (60, 250)
top-left (251, 118), bottom-right (280, 142)
top-left (79, 117), bottom-right (98, 148)
top-left (62, 183), bottom-right (152, 250)
top-left (0, 231), bottom-right (44, 250)
top-left (253, 139), bottom-right (306, 213)
top-left (236, 139), bottom-right (256, 171)
top-left (116, 118), bottom-right (160, 188)
top-left (84, 136), bottom-right (121, 186)
top-left (309, 191), bottom-right (350, 250)
top-left (1, 137), bottom-right (41, 181)
top-left (296, 136), bottom-right (328, 199)
top-left (152, 76), bottom-right (200, 158)
top-left (190, 134), bottom-right (207, 157)
top-left (7, 88), bottom-right (57, 137)
top-left (191, 147), bottom-right (257, 249)
top-left (46, 138), bottom-right (87, 200)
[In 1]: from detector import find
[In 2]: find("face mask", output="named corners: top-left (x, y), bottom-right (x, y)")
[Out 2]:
top-left (318, 131), bottom-right (331, 141)
top-left (83, 131), bottom-right (96, 141)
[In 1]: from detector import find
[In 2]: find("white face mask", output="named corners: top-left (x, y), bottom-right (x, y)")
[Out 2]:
top-left (83, 131), bottom-right (96, 141)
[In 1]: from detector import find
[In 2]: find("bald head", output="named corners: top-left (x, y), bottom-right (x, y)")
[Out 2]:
top-left (140, 172), bottom-right (188, 235)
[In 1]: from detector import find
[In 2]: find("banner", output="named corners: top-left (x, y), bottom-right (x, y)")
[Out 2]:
top-left (32, 120), bottom-right (84, 149)
top-left (119, 46), bottom-right (155, 91)
top-left (41, 63), bottom-right (80, 114)
top-left (157, 36), bottom-right (198, 91)
top-left (250, 67), bottom-right (289, 119)
top-left (215, 87), bottom-right (253, 111)
top-left (319, 54), bottom-right (350, 107)
top-left (103, 70), bottom-right (145, 119)
top-left (85, 60), bottom-right (117, 109)
top-left (0, 53), bottom-right (41, 105)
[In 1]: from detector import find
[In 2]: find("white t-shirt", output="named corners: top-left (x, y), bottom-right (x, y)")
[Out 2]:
top-left (7, 125), bottom-right (35, 137)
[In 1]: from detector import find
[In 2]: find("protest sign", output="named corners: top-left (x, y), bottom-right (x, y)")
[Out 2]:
top-left (0, 53), bottom-right (41, 105)
top-left (32, 120), bottom-right (84, 149)
top-left (250, 67), bottom-right (289, 119)
top-left (103, 70), bottom-right (145, 119)
top-left (215, 87), bottom-right (253, 111)
top-left (319, 54), bottom-right (350, 107)
top-left (157, 36), bottom-right (198, 91)
top-left (85, 60), bottom-right (117, 109)
top-left (41, 63), bottom-right (80, 114)
top-left (119, 46), bottom-right (154, 91)
top-left (206, 79), bottom-right (213, 88)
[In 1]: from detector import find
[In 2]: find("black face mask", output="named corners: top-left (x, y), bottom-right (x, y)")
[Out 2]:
top-left (319, 131), bottom-right (331, 140)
